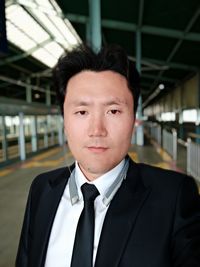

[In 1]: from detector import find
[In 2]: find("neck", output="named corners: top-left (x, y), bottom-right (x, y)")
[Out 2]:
top-left (78, 164), bottom-right (103, 181)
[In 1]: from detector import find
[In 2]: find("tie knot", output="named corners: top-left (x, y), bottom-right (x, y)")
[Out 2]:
top-left (81, 183), bottom-right (99, 202)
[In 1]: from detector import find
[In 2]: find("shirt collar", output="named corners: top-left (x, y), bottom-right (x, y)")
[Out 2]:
top-left (68, 158), bottom-right (129, 206)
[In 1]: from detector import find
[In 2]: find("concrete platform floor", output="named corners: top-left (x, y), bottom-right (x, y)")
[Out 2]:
top-left (0, 140), bottom-right (194, 267)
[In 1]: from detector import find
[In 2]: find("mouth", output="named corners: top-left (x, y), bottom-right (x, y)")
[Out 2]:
top-left (87, 146), bottom-right (108, 153)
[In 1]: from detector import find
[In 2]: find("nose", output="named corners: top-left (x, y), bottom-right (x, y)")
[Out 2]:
top-left (88, 115), bottom-right (107, 137)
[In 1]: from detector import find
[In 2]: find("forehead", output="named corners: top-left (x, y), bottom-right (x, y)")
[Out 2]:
top-left (66, 70), bottom-right (132, 99)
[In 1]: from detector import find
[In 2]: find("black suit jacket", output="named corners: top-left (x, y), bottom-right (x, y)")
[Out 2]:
top-left (16, 158), bottom-right (200, 267)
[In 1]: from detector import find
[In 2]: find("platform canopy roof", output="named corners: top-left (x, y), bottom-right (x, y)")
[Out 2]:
top-left (1, 0), bottom-right (200, 109)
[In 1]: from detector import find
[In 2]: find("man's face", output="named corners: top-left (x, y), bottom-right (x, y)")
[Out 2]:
top-left (64, 70), bottom-right (134, 180)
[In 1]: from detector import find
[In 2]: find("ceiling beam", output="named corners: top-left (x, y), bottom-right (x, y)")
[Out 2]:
top-left (129, 55), bottom-right (198, 72)
top-left (142, 57), bottom-right (199, 72)
top-left (167, 7), bottom-right (200, 64)
top-left (142, 73), bottom-right (177, 83)
top-left (29, 69), bottom-right (52, 78)
top-left (138, 0), bottom-right (144, 28)
top-left (66, 13), bottom-right (200, 42)
top-left (141, 25), bottom-right (200, 42)
top-left (0, 75), bottom-right (55, 95)
top-left (148, 7), bottom-right (200, 97)
top-left (7, 63), bottom-right (31, 74)
top-left (142, 66), bottom-right (169, 71)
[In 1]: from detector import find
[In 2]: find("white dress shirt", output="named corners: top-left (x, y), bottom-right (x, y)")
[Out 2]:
top-left (44, 159), bottom-right (125, 267)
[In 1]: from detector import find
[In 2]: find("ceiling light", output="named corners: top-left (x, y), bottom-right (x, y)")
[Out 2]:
top-left (5, 0), bottom-right (81, 68)
top-left (34, 93), bottom-right (40, 99)
top-left (32, 48), bottom-right (57, 67)
top-left (159, 84), bottom-right (165, 90)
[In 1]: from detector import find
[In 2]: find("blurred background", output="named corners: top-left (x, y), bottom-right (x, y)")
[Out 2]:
top-left (0, 0), bottom-right (200, 266)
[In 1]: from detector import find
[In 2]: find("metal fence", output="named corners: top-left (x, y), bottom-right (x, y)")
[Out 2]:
top-left (145, 122), bottom-right (200, 182)
top-left (187, 138), bottom-right (200, 182)
top-left (0, 114), bottom-right (64, 164)
top-left (144, 122), bottom-right (161, 145)
top-left (177, 138), bottom-right (187, 173)
top-left (162, 128), bottom-right (177, 161)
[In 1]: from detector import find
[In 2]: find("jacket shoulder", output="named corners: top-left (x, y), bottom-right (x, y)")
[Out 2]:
top-left (30, 164), bottom-right (74, 195)
top-left (136, 162), bottom-right (196, 191)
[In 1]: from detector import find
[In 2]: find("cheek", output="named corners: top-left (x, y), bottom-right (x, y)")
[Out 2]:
top-left (63, 118), bottom-right (69, 137)
top-left (64, 117), bottom-right (74, 139)
top-left (64, 119), bottom-right (85, 142)
top-left (110, 119), bottom-right (133, 137)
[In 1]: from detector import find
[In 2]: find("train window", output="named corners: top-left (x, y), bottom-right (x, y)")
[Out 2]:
top-left (183, 109), bottom-right (197, 123)
top-left (161, 112), bottom-right (176, 122)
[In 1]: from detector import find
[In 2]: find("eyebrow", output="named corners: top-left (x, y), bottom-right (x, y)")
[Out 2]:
top-left (71, 101), bottom-right (91, 106)
top-left (71, 98), bottom-right (127, 106)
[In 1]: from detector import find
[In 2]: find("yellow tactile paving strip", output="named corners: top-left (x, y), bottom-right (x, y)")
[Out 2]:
top-left (21, 149), bottom-right (73, 168)
top-left (0, 145), bottom-right (199, 194)
top-left (0, 169), bottom-right (13, 177)
top-left (0, 147), bottom-right (69, 177)
top-left (0, 149), bottom-right (75, 174)
top-left (129, 148), bottom-right (177, 170)
top-left (30, 147), bottom-right (64, 161)
top-left (144, 133), bottom-right (182, 171)
top-left (1, 148), bottom-right (139, 177)
top-left (128, 151), bottom-right (139, 163)
top-left (21, 157), bottom-right (65, 168)
top-left (149, 138), bottom-right (173, 162)
top-left (153, 162), bottom-right (174, 170)
top-left (0, 147), bottom-right (181, 177)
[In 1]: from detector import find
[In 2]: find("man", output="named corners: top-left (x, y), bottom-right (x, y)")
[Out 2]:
top-left (16, 44), bottom-right (200, 267)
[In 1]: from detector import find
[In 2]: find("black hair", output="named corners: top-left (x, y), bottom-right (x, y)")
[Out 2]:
top-left (53, 43), bottom-right (140, 115)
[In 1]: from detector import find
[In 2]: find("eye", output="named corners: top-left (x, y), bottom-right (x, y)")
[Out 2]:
top-left (75, 111), bottom-right (88, 115)
top-left (108, 109), bottom-right (121, 115)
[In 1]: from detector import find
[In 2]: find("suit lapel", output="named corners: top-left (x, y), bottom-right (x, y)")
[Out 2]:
top-left (95, 160), bottom-right (151, 267)
top-left (30, 160), bottom-right (150, 267)
top-left (31, 166), bottom-right (73, 267)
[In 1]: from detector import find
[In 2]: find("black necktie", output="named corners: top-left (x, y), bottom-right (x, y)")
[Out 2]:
top-left (71, 183), bottom-right (100, 267)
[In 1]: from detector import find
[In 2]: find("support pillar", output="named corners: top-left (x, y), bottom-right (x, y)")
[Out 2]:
top-left (18, 112), bottom-right (26, 161)
top-left (31, 116), bottom-right (37, 152)
top-left (46, 86), bottom-right (51, 106)
top-left (135, 29), bottom-right (144, 146)
top-left (44, 116), bottom-right (48, 148)
top-left (57, 115), bottom-right (64, 146)
top-left (26, 78), bottom-right (32, 103)
top-left (179, 109), bottom-right (184, 139)
top-left (196, 109), bottom-right (200, 144)
top-left (1, 115), bottom-right (8, 161)
top-left (197, 72), bottom-right (200, 144)
top-left (88, 0), bottom-right (101, 51)
top-left (86, 21), bottom-right (91, 46)
top-left (47, 115), bottom-right (53, 146)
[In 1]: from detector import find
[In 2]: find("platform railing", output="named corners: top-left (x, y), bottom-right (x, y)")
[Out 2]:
top-left (162, 128), bottom-right (177, 161)
top-left (144, 122), bottom-right (161, 145)
top-left (0, 114), bottom-right (65, 165)
top-left (151, 123), bottom-right (162, 145)
top-left (144, 121), bottom-right (200, 181)
top-left (187, 138), bottom-right (200, 182)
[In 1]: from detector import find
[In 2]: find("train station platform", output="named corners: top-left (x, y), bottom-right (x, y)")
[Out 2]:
top-left (0, 135), bottom-right (198, 267)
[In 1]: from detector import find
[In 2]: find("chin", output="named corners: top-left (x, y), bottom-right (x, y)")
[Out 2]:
top-left (87, 163), bottom-right (116, 175)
